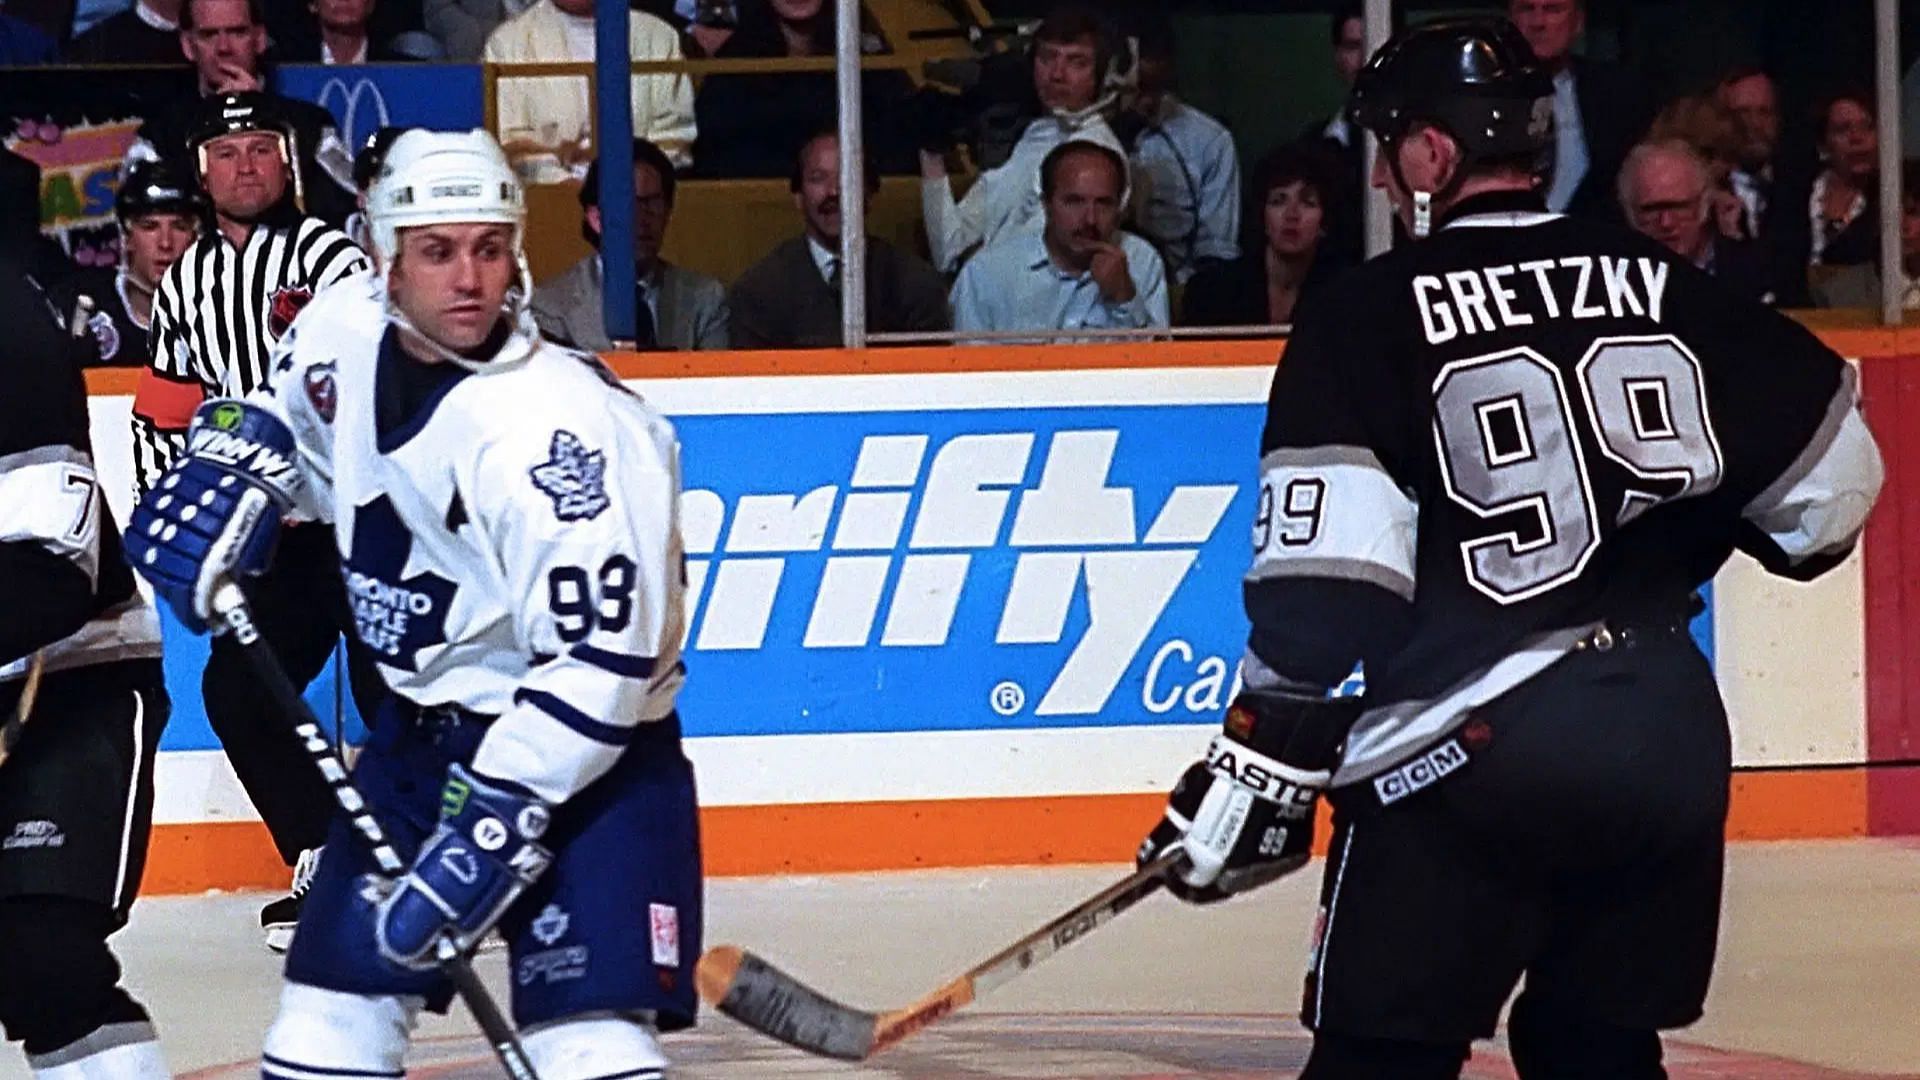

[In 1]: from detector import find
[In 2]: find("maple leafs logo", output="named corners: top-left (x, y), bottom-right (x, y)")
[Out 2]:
top-left (343, 495), bottom-right (458, 672)
top-left (529, 430), bottom-right (609, 522)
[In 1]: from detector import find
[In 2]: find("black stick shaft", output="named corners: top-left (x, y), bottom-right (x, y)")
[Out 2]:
top-left (210, 579), bottom-right (539, 1080)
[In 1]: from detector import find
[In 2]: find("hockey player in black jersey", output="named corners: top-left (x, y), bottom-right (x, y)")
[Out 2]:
top-left (1137, 19), bottom-right (1884, 1080)
top-left (0, 258), bottom-right (172, 1078)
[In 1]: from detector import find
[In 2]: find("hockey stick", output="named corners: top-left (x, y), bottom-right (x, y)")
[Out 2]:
top-left (207, 579), bottom-right (539, 1080)
top-left (0, 652), bottom-right (47, 772)
top-left (696, 847), bottom-right (1185, 1061)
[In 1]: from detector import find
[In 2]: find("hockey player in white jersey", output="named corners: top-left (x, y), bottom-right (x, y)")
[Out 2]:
top-left (121, 129), bottom-right (701, 1080)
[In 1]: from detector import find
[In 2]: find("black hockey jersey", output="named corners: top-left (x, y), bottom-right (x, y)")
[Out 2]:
top-left (0, 258), bottom-right (163, 683)
top-left (1247, 192), bottom-right (1882, 784)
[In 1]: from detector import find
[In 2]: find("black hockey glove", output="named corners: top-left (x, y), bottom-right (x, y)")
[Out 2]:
top-left (1138, 690), bottom-right (1358, 904)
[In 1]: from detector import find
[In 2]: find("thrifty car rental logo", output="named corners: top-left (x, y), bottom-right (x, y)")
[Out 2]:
top-left (678, 430), bottom-right (1238, 717)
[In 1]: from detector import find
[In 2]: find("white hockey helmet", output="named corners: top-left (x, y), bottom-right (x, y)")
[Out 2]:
top-left (367, 129), bottom-right (538, 359)
top-left (368, 129), bottom-right (526, 268)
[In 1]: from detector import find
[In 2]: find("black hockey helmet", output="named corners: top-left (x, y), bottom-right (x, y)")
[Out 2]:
top-left (115, 158), bottom-right (208, 223)
top-left (1348, 18), bottom-right (1553, 164)
top-left (352, 125), bottom-right (410, 193)
top-left (186, 90), bottom-right (296, 159)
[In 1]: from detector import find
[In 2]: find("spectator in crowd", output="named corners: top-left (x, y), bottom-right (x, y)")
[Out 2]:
top-left (676, 0), bottom-right (736, 56)
top-left (535, 139), bottom-right (729, 351)
top-left (72, 0), bottom-right (132, 38)
top-left (1619, 139), bottom-right (1774, 304)
top-left (61, 158), bottom-right (206, 366)
top-left (690, 0), bottom-right (916, 178)
top-left (426, 0), bottom-right (521, 61)
top-left (125, 0), bottom-right (358, 225)
top-left (1509, 0), bottom-right (1650, 220)
top-left (68, 0), bottom-right (182, 61)
top-left (485, 0), bottom-right (697, 183)
top-left (1303, 2), bottom-right (1368, 260)
top-left (920, 4), bottom-right (1126, 273)
top-left (1647, 94), bottom-right (1750, 241)
top-left (1308, 1), bottom-right (1367, 150)
top-left (1815, 160), bottom-right (1920, 310)
top-left (278, 0), bottom-right (430, 62)
top-left (1117, 21), bottom-right (1239, 284)
top-left (1794, 87), bottom-right (1878, 265)
top-left (1717, 66), bottom-right (1780, 241)
top-left (1182, 142), bottom-right (1344, 329)
top-left (728, 130), bottom-right (949, 348)
top-left (951, 139), bottom-right (1166, 342)
top-left (1764, 86), bottom-right (1880, 306)
top-left (0, 2), bottom-right (58, 61)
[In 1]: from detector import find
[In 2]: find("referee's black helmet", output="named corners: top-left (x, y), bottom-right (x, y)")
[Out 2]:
top-left (115, 159), bottom-right (209, 223)
top-left (1347, 18), bottom-right (1553, 165)
top-left (186, 91), bottom-right (296, 160)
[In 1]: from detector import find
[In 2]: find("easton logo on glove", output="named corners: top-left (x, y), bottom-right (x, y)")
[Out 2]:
top-left (1205, 741), bottom-right (1322, 817)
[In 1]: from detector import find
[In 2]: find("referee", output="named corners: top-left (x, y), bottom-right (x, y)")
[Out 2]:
top-left (130, 91), bottom-right (383, 952)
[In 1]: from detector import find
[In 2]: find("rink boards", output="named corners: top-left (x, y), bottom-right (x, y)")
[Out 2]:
top-left (75, 334), bottom-right (1920, 893)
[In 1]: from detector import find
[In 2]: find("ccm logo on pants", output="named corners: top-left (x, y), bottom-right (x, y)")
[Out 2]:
top-left (1372, 740), bottom-right (1469, 805)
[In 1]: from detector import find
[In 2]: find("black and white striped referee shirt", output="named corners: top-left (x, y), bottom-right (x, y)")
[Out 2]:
top-left (131, 214), bottom-right (368, 496)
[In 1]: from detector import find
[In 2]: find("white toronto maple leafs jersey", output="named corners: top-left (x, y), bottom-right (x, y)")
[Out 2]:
top-left (259, 279), bottom-right (688, 804)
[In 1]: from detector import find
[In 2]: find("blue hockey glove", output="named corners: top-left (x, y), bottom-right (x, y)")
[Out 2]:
top-left (1138, 690), bottom-right (1357, 904)
top-left (374, 763), bottom-right (553, 970)
top-left (124, 400), bottom-right (303, 633)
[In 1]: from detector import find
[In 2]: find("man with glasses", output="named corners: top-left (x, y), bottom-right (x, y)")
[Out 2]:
top-left (1620, 139), bottom-right (1773, 303)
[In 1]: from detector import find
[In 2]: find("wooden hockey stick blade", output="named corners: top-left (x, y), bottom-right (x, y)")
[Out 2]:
top-left (697, 946), bottom-right (879, 1060)
top-left (0, 652), bottom-right (47, 771)
top-left (697, 848), bottom-right (1184, 1061)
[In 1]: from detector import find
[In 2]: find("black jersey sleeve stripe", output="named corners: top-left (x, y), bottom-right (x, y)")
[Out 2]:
top-left (311, 235), bottom-right (366, 285)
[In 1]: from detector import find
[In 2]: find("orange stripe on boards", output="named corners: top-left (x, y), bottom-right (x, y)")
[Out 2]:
top-left (700, 793), bottom-right (1168, 876)
top-left (1728, 769), bottom-right (1868, 839)
top-left (136, 770), bottom-right (1869, 896)
top-left (142, 820), bottom-right (292, 894)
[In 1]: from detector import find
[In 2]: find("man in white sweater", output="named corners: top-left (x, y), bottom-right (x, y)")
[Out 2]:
top-left (920, 5), bottom-right (1124, 273)
top-left (485, 0), bottom-right (697, 184)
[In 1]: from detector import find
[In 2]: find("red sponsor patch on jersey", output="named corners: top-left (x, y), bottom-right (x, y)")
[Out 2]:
top-left (304, 364), bottom-right (337, 423)
top-left (268, 286), bottom-right (314, 339)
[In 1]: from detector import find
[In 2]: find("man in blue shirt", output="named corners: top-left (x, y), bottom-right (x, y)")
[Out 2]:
top-left (1118, 25), bottom-right (1240, 283)
top-left (951, 139), bottom-right (1167, 342)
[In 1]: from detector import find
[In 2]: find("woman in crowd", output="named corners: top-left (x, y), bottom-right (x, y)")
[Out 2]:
top-left (1768, 85), bottom-right (1880, 304)
top-left (1180, 141), bottom-right (1345, 329)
